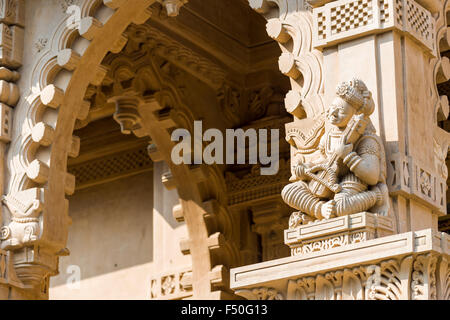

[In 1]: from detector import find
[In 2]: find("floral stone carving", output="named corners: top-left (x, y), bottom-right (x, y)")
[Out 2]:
top-left (0, 188), bottom-right (43, 250)
top-left (285, 212), bottom-right (394, 256)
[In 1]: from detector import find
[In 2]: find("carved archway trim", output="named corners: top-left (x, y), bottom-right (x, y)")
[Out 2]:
top-left (3, 0), bottom-right (235, 299)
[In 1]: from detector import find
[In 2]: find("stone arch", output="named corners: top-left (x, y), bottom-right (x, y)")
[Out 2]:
top-left (431, 0), bottom-right (450, 203)
top-left (4, 0), bottom-right (240, 299)
top-left (433, 0), bottom-right (450, 231)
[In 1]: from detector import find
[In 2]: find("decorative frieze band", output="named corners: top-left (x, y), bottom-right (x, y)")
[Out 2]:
top-left (285, 212), bottom-right (394, 256)
top-left (125, 23), bottom-right (226, 91)
top-left (387, 153), bottom-right (447, 215)
top-left (231, 229), bottom-right (450, 300)
top-left (313, 0), bottom-right (435, 55)
top-left (150, 268), bottom-right (193, 300)
top-left (289, 231), bottom-right (374, 256)
top-left (236, 254), bottom-right (444, 300)
top-left (226, 162), bottom-right (291, 206)
top-left (0, 249), bottom-right (22, 288)
top-left (254, 253), bottom-right (440, 300)
top-left (68, 146), bottom-right (153, 190)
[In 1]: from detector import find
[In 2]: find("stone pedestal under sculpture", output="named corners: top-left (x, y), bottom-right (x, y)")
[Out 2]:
top-left (285, 212), bottom-right (394, 256)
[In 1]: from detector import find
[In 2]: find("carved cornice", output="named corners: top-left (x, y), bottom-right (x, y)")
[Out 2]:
top-left (68, 146), bottom-right (153, 190)
top-left (89, 52), bottom-right (196, 135)
top-left (312, 0), bottom-right (436, 55)
top-left (231, 229), bottom-right (450, 299)
top-left (236, 287), bottom-right (284, 300)
top-left (218, 85), bottom-right (289, 128)
top-left (151, 0), bottom-right (280, 76)
top-left (123, 23), bottom-right (227, 91)
top-left (226, 158), bottom-right (291, 206)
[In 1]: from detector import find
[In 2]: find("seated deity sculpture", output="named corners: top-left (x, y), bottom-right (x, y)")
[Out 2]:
top-left (282, 78), bottom-right (389, 228)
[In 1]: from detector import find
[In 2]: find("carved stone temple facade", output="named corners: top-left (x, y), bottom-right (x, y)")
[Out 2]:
top-left (0, 0), bottom-right (446, 300)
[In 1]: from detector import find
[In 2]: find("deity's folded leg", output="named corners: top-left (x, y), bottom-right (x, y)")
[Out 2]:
top-left (281, 181), bottom-right (324, 219)
top-left (333, 190), bottom-right (376, 216)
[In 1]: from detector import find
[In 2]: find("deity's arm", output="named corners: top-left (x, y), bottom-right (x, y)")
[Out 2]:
top-left (290, 155), bottom-right (312, 181)
top-left (342, 136), bottom-right (381, 186)
top-left (318, 133), bottom-right (326, 155)
top-left (291, 135), bottom-right (327, 181)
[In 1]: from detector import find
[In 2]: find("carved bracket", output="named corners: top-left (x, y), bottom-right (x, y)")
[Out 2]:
top-left (1, 188), bottom-right (43, 251)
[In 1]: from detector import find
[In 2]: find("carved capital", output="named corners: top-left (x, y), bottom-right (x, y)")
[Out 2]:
top-left (0, 0), bottom-right (24, 27)
top-left (231, 230), bottom-right (450, 300)
top-left (12, 246), bottom-right (57, 295)
top-left (236, 287), bottom-right (284, 300)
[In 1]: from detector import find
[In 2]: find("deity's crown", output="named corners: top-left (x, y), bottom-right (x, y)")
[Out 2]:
top-left (336, 78), bottom-right (375, 116)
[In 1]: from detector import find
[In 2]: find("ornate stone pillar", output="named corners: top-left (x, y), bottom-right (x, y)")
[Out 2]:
top-left (251, 200), bottom-right (290, 261)
top-left (230, 0), bottom-right (450, 300)
top-left (149, 161), bottom-right (193, 300)
top-left (0, 0), bottom-right (197, 300)
top-left (314, 0), bottom-right (447, 232)
top-left (0, 0), bottom-right (40, 299)
top-left (109, 95), bottom-right (142, 135)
